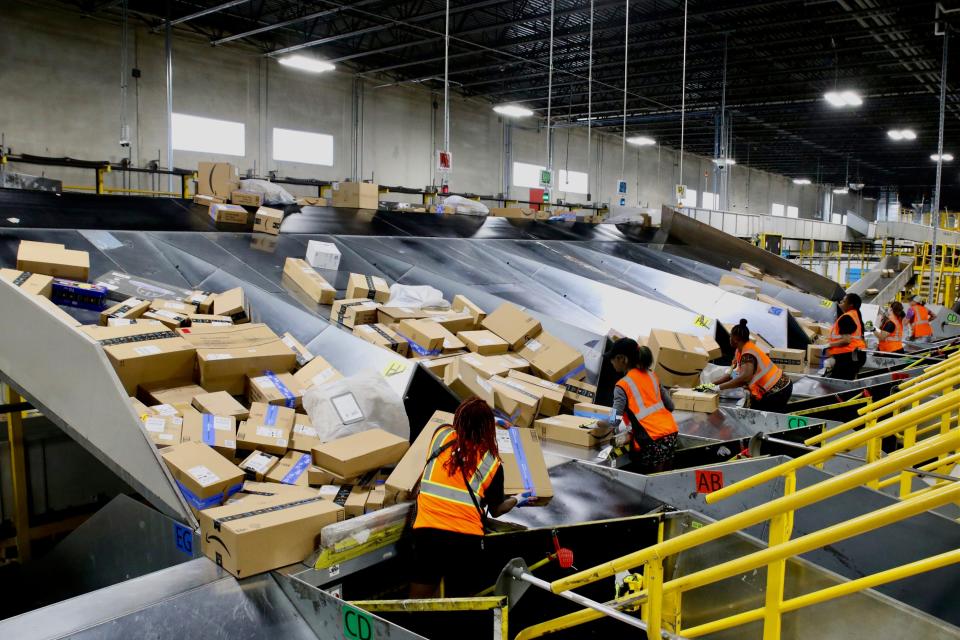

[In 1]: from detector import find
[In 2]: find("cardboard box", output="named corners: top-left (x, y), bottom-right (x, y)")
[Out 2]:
top-left (231, 190), bottom-right (263, 207)
top-left (283, 258), bottom-right (336, 305)
top-left (253, 206), bottom-right (283, 234)
top-left (740, 262), bottom-right (764, 278)
top-left (305, 240), bottom-right (341, 271)
top-left (720, 274), bottom-right (759, 293)
top-left (452, 294), bottom-right (486, 325)
top-left (150, 299), bottom-right (197, 315)
top-left (366, 487), bottom-right (388, 513)
top-left (149, 402), bottom-right (183, 418)
top-left (141, 308), bottom-right (190, 329)
top-left (489, 207), bottom-right (538, 219)
top-left (534, 415), bottom-right (613, 448)
top-left (212, 287), bottom-right (249, 324)
top-left (292, 354), bottom-right (344, 390)
top-left (237, 414), bottom-right (292, 456)
top-left (700, 335), bottom-right (722, 360)
top-left (423, 311), bottom-right (477, 333)
top-left (341, 487), bottom-right (369, 518)
top-left (298, 197), bottom-right (329, 207)
top-left (561, 378), bottom-right (598, 410)
top-left (506, 370), bottom-right (565, 416)
top-left (265, 451), bottom-right (313, 486)
top-left (381, 412), bottom-right (451, 499)
top-left (757, 294), bottom-right (802, 317)
top-left (290, 414), bottom-right (323, 453)
top-left (141, 414), bottom-right (182, 448)
top-left (99, 297), bottom-right (150, 325)
top-left (161, 441), bottom-right (244, 510)
top-left (332, 181), bottom-right (379, 209)
top-left (311, 428), bottom-right (409, 478)
top-left (280, 332), bottom-right (313, 368)
top-left (647, 329), bottom-right (710, 388)
top-left (197, 162), bottom-right (240, 198)
top-left (181, 412), bottom-right (237, 458)
top-left (192, 391), bottom-right (249, 421)
top-left (482, 303), bottom-right (542, 350)
top-left (199, 489), bottom-right (343, 577)
top-left (377, 306), bottom-right (428, 325)
top-left (247, 371), bottom-right (304, 409)
top-left (188, 313), bottom-right (233, 326)
top-left (16, 241), bottom-right (90, 281)
top-left (433, 323), bottom-right (466, 355)
top-left (330, 298), bottom-right (380, 328)
top-left (419, 354), bottom-right (461, 379)
top-left (488, 353), bottom-right (531, 375)
top-left (671, 388), bottom-right (720, 413)
top-left (239, 450), bottom-right (279, 481)
top-left (496, 426), bottom-right (552, 504)
top-left (796, 318), bottom-right (819, 342)
top-left (81, 324), bottom-right (196, 395)
top-left (194, 194), bottom-right (226, 207)
top-left (131, 396), bottom-right (154, 418)
top-left (444, 356), bottom-right (497, 401)
top-left (308, 466), bottom-right (337, 486)
top-left (808, 343), bottom-right (830, 370)
top-left (769, 347), bottom-right (805, 373)
top-left (518, 332), bottom-right (586, 383)
top-left (183, 290), bottom-right (216, 314)
top-left (1, 268), bottom-right (53, 297)
top-left (177, 324), bottom-right (296, 394)
top-left (573, 402), bottom-right (613, 420)
top-left (209, 203), bottom-right (249, 225)
top-left (488, 377), bottom-right (540, 427)
top-left (353, 323), bottom-right (410, 356)
top-left (140, 381), bottom-right (206, 415)
top-left (458, 329), bottom-right (509, 355)
top-left (346, 273), bottom-right (390, 303)
top-left (398, 319), bottom-right (445, 355)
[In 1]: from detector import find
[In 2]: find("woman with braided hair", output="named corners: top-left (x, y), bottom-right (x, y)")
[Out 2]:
top-left (409, 397), bottom-right (533, 598)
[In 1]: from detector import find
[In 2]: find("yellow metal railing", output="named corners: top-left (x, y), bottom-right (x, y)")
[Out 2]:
top-left (513, 427), bottom-right (960, 640)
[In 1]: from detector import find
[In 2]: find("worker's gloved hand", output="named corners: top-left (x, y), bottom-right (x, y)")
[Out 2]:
top-left (695, 383), bottom-right (719, 393)
top-left (614, 429), bottom-right (632, 448)
top-left (514, 491), bottom-right (536, 507)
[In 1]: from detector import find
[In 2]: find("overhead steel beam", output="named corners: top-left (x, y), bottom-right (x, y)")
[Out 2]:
top-left (211, 0), bottom-right (384, 46)
top-left (153, 0), bottom-right (250, 31)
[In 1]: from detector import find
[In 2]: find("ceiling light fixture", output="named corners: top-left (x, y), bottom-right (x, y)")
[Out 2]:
top-left (793, 178), bottom-right (812, 185)
top-left (888, 129), bottom-right (917, 141)
top-left (824, 90), bottom-right (863, 108)
top-left (493, 104), bottom-right (534, 118)
top-left (712, 157), bottom-right (736, 167)
top-left (833, 187), bottom-right (849, 195)
top-left (931, 153), bottom-right (954, 162)
top-left (277, 54), bottom-right (335, 73)
top-left (626, 135), bottom-right (656, 146)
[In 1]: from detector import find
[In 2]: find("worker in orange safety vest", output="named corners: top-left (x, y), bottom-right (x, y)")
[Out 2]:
top-left (876, 301), bottom-right (906, 354)
top-left (714, 319), bottom-right (794, 413)
top-left (907, 296), bottom-right (936, 342)
top-left (827, 293), bottom-right (867, 380)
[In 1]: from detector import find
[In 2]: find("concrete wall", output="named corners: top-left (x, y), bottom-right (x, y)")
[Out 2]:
top-left (0, 4), bottom-right (868, 218)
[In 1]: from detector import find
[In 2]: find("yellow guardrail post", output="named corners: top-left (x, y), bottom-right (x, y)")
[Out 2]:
top-left (644, 559), bottom-right (664, 640)
top-left (96, 165), bottom-right (111, 195)
top-left (763, 470), bottom-right (795, 640)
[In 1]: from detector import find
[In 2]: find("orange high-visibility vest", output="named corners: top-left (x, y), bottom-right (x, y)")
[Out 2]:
top-left (616, 368), bottom-right (678, 442)
top-left (910, 304), bottom-right (933, 338)
top-left (828, 310), bottom-right (867, 355)
top-left (878, 315), bottom-right (904, 352)
top-left (735, 341), bottom-right (783, 400)
top-left (414, 426), bottom-right (500, 536)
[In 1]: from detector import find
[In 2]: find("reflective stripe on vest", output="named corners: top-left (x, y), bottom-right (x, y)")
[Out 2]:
top-left (878, 315), bottom-right (904, 352)
top-left (419, 427), bottom-right (498, 509)
top-left (911, 304), bottom-right (932, 337)
top-left (618, 370), bottom-right (665, 419)
top-left (616, 369), bottom-right (678, 440)
top-left (738, 342), bottom-right (782, 400)
top-left (828, 310), bottom-right (867, 355)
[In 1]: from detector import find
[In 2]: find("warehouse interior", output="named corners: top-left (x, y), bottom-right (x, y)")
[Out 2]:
top-left (2, 1), bottom-right (960, 639)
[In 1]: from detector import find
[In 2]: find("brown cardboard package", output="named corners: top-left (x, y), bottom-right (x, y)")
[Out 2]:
top-left (496, 426), bottom-right (553, 504)
top-left (377, 306), bottom-right (428, 325)
top-left (131, 396), bottom-right (154, 418)
top-left (384, 411), bottom-right (454, 499)
top-left (80, 324), bottom-right (196, 395)
top-left (209, 203), bottom-right (249, 225)
top-left (177, 324), bottom-right (296, 394)
top-left (561, 378), bottom-right (598, 410)
top-left (740, 262), bottom-right (764, 278)
top-left (311, 428), bottom-right (410, 478)
top-left (247, 401), bottom-right (296, 431)
top-left (488, 353), bottom-right (531, 374)
top-left (506, 370), bottom-right (565, 416)
top-left (573, 402), bottom-right (613, 420)
top-left (647, 329), bottom-right (710, 388)
top-left (141, 309), bottom-right (190, 330)
top-left (141, 415), bottom-right (182, 448)
top-left (353, 323), bottom-right (410, 356)
top-left (194, 194), bottom-right (226, 207)
top-left (488, 377), bottom-right (539, 427)
top-left (290, 414), bottom-right (323, 453)
top-left (452, 294), bottom-right (487, 324)
top-left (151, 299), bottom-right (198, 315)
top-left (769, 347), bottom-right (805, 373)
top-left (489, 207), bottom-right (538, 219)
top-left (292, 355), bottom-right (344, 390)
top-left (231, 190), bottom-right (263, 207)
top-left (366, 487), bottom-right (388, 513)
top-left (239, 450), bottom-right (279, 481)
top-left (518, 332), bottom-right (586, 383)
top-left (796, 318), bottom-right (819, 342)
top-left (719, 274), bottom-right (759, 293)
top-left (99, 297), bottom-right (150, 325)
top-left (197, 162), bottom-right (240, 198)
top-left (140, 381), bottom-right (206, 414)
top-left (332, 182), bottom-right (379, 209)
top-left (247, 371), bottom-right (304, 409)
top-left (265, 451), bottom-right (313, 486)
top-left (199, 490), bottom-right (344, 577)
top-left (237, 417), bottom-right (292, 456)
top-left (161, 441), bottom-right (244, 510)
top-left (398, 319), bottom-right (445, 354)
top-left (16, 241), bottom-right (90, 280)
top-left (481, 303), bottom-right (542, 350)
top-left (700, 335), bottom-right (722, 360)
top-left (346, 273), bottom-right (391, 303)
top-left (283, 258), bottom-right (336, 305)
top-left (458, 329), bottom-right (509, 355)
top-left (181, 412), bottom-right (238, 458)
top-left (444, 355), bottom-right (497, 401)
top-left (433, 323), bottom-right (466, 355)
top-left (1, 268), bottom-right (53, 297)
top-left (344, 488), bottom-right (371, 518)
top-left (252, 206), bottom-right (283, 235)
top-left (330, 298), bottom-right (379, 327)
top-left (423, 311), bottom-right (476, 333)
top-left (308, 466), bottom-right (337, 486)
top-left (534, 415), bottom-right (613, 448)
top-left (808, 343), bottom-right (829, 370)
top-left (185, 290), bottom-right (216, 314)
top-left (671, 388), bottom-right (720, 413)
top-left (419, 355), bottom-right (460, 379)
top-left (192, 391), bottom-right (249, 421)
top-left (212, 287), bottom-right (250, 324)
top-left (280, 332), bottom-right (313, 367)
top-left (188, 313), bottom-right (233, 326)
top-left (297, 196), bottom-right (328, 207)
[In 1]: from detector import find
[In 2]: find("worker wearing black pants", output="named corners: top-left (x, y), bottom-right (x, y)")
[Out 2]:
top-left (750, 379), bottom-right (795, 413)
top-left (830, 351), bottom-right (864, 380)
top-left (827, 294), bottom-right (867, 381)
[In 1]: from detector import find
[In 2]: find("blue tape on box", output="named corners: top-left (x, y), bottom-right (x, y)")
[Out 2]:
top-left (265, 370), bottom-right (296, 408)
top-left (176, 480), bottom-right (242, 510)
top-left (202, 414), bottom-right (215, 446)
top-left (573, 409), bottom-right (607, 421)
top-left (396, 332), bottom-right (442, 357)
top-left (265, 404), bottom-right (278, 426)
top-left (507, 427), bottom-right (535, 494)
top-left (556, 364), bottom-right (586, 385)
top-left (281, 453), bottom-right (312, 485)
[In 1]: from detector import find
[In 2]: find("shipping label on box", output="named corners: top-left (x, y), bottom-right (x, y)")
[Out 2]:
top-left (330, 298), bottom-right (380, 328)
top-left (247, 371), bottom-right (304, 409)
top-left (239, 451), bottom-right (279, 481)
top-left (101, 296), bottom-right (150, 325)
top-left (292, 355), bottom-right (344, 390)
top-left (283, 258), bottom-right (336, 305)
top-left (161, 441), bottom-right (244, 510)
top-left (289, 414), bottom-right (323, 453)
top-left (231, 190), bottom-right (263, 207)
top-left (346, 273), bottom-right (390, 303)
top-left (181, 412), bottom-right (237, 458)
top-left (142, 415), bottom-right (182, 448)
top-left (518, 332), bottom-right (586, 383)
top-left (481, 303), bottom-right (542, 350)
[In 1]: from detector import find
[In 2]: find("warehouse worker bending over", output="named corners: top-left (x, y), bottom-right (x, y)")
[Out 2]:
top-left (827, 293), bottom-right (867, 380)
top-left (713, 319), bottom-right (793, 413)
top-left (876, 301), bottom-right (906, 354)
top-left (907, 296), bottom-right (936, 343)
top-left (599, 338), bottom-right (679, 473)
top-left (409, 398), bottom-right (532, 598)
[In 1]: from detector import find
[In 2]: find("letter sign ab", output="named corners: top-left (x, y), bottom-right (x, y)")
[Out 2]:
top-left (695, 469), bottom-right (724, 494)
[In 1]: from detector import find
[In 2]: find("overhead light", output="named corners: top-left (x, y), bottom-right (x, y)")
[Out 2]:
top-left (278, 54), bottom-right (335, 73)
top-left (931, 153), bottom-right (954, 162)
top-left (833, 187), bottom-right (849, 195)
top-left (793, 178), bottom-right (812, 185)
top-left (626, 135), bottom-right (656, 146)
top-left (824, 90), bottom-right (863, 107)
top-left (493, 104), bottom-right (534, 117)
top-left (888, 129), bottom-right (916, 141)
top-left (712, 157), bottom-right (736, 167)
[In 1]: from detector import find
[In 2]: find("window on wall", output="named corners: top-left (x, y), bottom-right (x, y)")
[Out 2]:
top-left (272, 128), bottom-right (334, 166)
top-left (513, 162), bottom-right (546, 189)
top-left (787, 205), bottom-right (799, 218)
top-left (831, 213), bottom-right (845, 225)
top-left (172, 113), bottom-right (245, 156)
top-left (772, 203), bottom-right (785, 217)
top-left (558, 169), bottom-right (589, 194)
top-left (702, 191), bottom-right (718, 210)
top-left (679, 188), bottom-right (698, 208)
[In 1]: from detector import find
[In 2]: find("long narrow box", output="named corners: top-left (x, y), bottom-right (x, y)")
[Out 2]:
top-left (283, 258), bottom-right (336, 305)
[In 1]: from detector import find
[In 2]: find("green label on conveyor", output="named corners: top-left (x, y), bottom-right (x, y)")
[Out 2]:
top-left (342, 603), bottom-right (374, 640)
top-left (948, 313), bottom-right (959, 324)
top-left (787, 416), bottom-right (808, 429)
